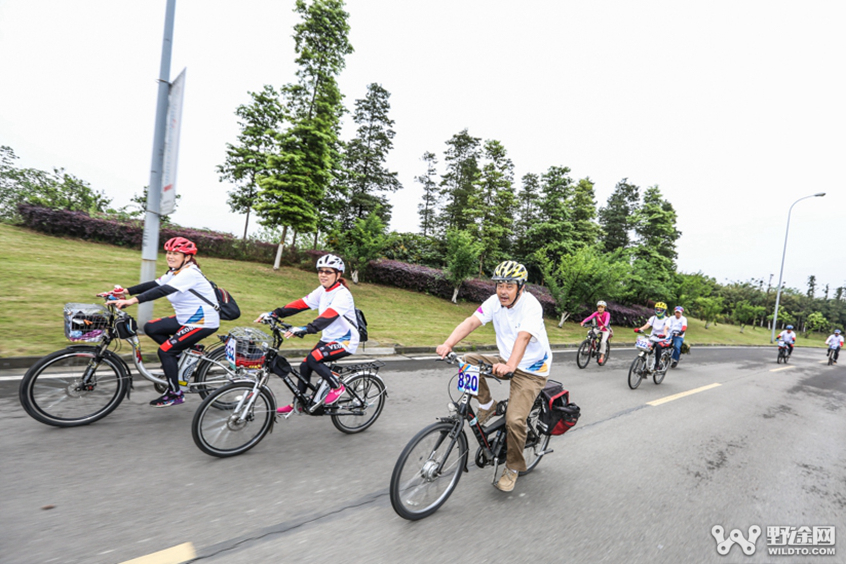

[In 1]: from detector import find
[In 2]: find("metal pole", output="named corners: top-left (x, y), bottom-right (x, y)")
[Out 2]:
top-left (138, 0), bottom-right (177, 328)
top-left (770, 193), bottom-right (825, 342)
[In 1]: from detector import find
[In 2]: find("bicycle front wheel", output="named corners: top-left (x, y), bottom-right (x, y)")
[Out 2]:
top-left (390, 421), bottom-right (468, 521)
top-left (521, 396), bottom-right (551, 475)
top-left (192, 382), bottom-right (275, 458)
top-left (628, 356), bottom-right (646, 389)
top-left (330, 373), bottom-right (386, 434)
top-left (576, 340), bottom-right (591, 369)
top-left (19, 348), bottom-right (128, 427)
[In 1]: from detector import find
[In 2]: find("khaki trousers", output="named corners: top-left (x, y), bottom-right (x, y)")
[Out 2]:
top-left (464, 353), bottom-right (547, 472)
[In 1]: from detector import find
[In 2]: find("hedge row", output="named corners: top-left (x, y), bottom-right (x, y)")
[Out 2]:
top-left (16, 204), bottom-right (323, 267)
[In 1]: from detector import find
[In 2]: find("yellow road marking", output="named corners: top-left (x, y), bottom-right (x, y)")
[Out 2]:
top-left (770, 366), bottom-right (795, 372)
top-left (647, 383), bottom-right (722, 406)
top-left (119, 543), bottom-right (196, 564)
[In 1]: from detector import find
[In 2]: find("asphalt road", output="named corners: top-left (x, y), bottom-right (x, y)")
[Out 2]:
top-left (1, 346), bottom-right (844, 564)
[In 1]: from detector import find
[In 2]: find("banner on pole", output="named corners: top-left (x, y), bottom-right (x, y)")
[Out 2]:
top-left (160, 68), bottom-right (186, 216)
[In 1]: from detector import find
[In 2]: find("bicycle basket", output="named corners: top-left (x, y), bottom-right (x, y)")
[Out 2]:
top-left (225, 326), bottom-right (272, 369)
top-left (63, 303), bottom-right (111, 343)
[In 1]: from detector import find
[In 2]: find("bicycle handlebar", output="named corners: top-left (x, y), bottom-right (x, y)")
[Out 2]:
top-left (438, 351), bottom-right (512, 381)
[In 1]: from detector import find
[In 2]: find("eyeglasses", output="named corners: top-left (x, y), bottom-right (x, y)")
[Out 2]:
top-left (495, 282), bottom-right (518, 291)
top-left (317, 269), bottom-right (336, 275)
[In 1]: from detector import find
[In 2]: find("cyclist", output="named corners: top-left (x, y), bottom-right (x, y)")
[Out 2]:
top-left (108, 237), bottom-right (220, 407)
top-left (777, 325), bottom-right (796, 357)
top-left (580, 300), bottom-right (612, 364)
top-left (825, 329), bottom-right (843, 364)
top-left (436, 260), bottom-right (552, 493)
top-left (634, 301), bottom-right (672, 371)
top-left (256, 254), bottom-right (359, 414)
top-left (667, 306), bottom-right (688, 368)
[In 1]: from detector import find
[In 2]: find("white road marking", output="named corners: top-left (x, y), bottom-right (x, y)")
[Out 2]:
top-left (770, 366), bottom-right (795, 372)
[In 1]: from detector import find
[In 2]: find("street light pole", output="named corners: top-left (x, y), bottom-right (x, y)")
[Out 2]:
top-left (770, 192), bottom-right (826, 342)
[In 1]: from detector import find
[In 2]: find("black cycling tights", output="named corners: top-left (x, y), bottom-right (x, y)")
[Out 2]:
top-left (297, 341), bottom-right (350, 393)
top-left (145, 316), bottom-right (218, 393)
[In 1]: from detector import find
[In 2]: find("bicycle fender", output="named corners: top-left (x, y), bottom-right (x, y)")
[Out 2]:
top-left (263, 385), bottom-right (277, 434)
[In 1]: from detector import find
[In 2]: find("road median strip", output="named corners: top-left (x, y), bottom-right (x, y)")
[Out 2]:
top-left (647, 383), bottom-right (722, 406)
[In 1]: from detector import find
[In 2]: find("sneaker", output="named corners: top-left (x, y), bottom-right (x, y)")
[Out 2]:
top-left (475, 400), bottom-right (498, 427)
top-left (324, 385), bottom-right (346, 405)
top-left (150, 392), bottom-right (184, 408)
top-left (598, 354), bottom-right (605, 365)
top-left (277, 404), bottom-right (302, 414)
top-left (494, 467), bottom-right (518, 492)
top-left (671, 360), bottom-right (678, 368)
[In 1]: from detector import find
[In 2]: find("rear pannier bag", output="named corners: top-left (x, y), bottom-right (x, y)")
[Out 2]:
top-left (537, 379), bottom-right (581, 436)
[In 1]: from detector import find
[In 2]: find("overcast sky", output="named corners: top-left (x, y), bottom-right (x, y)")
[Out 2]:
top-left (1, 1), bottom-right (843, 295)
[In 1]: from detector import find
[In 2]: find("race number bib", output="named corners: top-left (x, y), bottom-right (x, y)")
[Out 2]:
top-left (457, 363), bottom-right (480, 396)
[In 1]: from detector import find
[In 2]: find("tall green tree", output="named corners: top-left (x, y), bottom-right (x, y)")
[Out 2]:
top-left (329, 205), bottom-right (386, 283)
top-left (416, 151), bottom-right (439, 236)
top-left (527, 165), bottom-right (575, 266)
top-left (338, 83), bottom-right (401, 228)
top-left (807, 275), bottom-right (817, 298)
top-left (256, 0), bottom-right (353, 269)
top-left (632, 185), bottom-right (682, 269)
top-left (513, 172), bottom-right (541, 260)
top-left (598, 178), bottom-right (640, 252)
top-left (218, 85), bottom-right (286, 240)
top-left (444, 229), bottom-right (483, 303)
top-left (466, 139), bottom-right (516, 274)
top-left (570, 177), bottom-right (601, 248)
top-left (437, 129), bottom-right (481, 235)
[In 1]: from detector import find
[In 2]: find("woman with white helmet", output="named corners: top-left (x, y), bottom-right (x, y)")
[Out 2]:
top-left (580, 300), bottom-right (612, 364)
top-left (256, 254), bottom-right (360, 413)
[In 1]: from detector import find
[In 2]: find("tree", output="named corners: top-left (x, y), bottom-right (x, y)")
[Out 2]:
top-left (807, 275), bottom-right (817, 298)
top-left (218, 85), bottom-right (286, 240)
top-left (256, 0), bottom-right (353, 269)
top-left (570, 177), bottom-right (601, 248)
top-left (526, 165), bottom-right (575, 267)
top-left (536, 246), bottom-right (628, 326)
top-left (437, 129), bottom-right (481, 234)
top-left (416, 151), bottom-right (439, 236)
top-left (695, 296), bottom-right (724, 329)
top-left (805, 311), bottom-right (828, 335)
top-left (329, 205), bottom-right (386, 283)
top-left (338, 83), bottom-right (401, 228)
top-left (598, 178), bottom-right (639, 252)
top-left (465, 139), bottom-right (516, 274)
top-left (513, 172), bottom-right (541, 260)
top-left (443, 229), bottom-right (482, 303)
top-left (632, 185), bottom-right (682, 268)
top-left (732, 300), bottom-right (765, 333)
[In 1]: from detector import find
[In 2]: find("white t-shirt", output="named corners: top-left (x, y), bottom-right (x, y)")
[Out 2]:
top-left (826, 334), bottom-right (844, 348)
top-left (645, 315), bottom-right (669, 337)
top-left (667, 315), bottom-right (688, 336)
top-left (778, 331), bottom-right (796, 345)
top-left (473, 292), bottom-right (552, 377)
top-left (303, 283), bottom-right (360, 354)
top-left (157, 265), bottom-right (220, 328)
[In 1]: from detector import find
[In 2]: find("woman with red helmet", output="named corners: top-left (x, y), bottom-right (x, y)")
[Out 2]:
top-left (110, 237), bottom-right (220, 407)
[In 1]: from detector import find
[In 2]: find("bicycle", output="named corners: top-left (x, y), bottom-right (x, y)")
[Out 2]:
top-left (389, 353), bottom-right (575, 520)
top-left (576, 320), bottom-right (611, 369)
top-left (191, 316), bottom-right (387, 458)
top-left (627, 330), bottom-right (672, 389)
top-left (777, 340), bottom-right (791, 364)
top-left (827, 346), bottom-right (839, 366)
top-left (18, 298), bottom-right (253, 428)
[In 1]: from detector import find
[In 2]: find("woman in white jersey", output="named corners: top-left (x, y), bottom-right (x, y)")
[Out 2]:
top-left (257, 254), bottom-right (359, 414)
top-left (109, 237), bottom-right (220, 407)
top-left (634, 301), bottom-right (672, 372)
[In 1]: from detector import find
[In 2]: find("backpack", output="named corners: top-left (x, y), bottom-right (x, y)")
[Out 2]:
top-left (537, 380), bottom-right (581, 436)
top-left (189, 279), bottom-right (241, 321)
top-left (346, 308), bottom-right (368, 342)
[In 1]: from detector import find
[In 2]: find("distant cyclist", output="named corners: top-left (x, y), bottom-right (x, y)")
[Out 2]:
top-left (581, 300), bottom-right (612, 364)
top-left (667, 306), bottom-right (688, 368)
top-left (256, 254), bottom-right (359, 414)
top-left (436, 260), bottom-right (552, 493)
top-left (825, 329), bottom-right (843, 364)
top-left (777, 325), bottom-right (796, 357)
top-left (108, 237), bottom-right (220, 407)
top-left (634, 301), bottom-right (672, 371)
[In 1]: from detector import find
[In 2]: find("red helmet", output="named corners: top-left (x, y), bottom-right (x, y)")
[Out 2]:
top-left (163, 237), bottom-right (197, 255)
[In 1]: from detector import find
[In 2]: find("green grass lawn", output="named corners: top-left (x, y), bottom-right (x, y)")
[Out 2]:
top-left (0, 224), bottom-right (828, 357)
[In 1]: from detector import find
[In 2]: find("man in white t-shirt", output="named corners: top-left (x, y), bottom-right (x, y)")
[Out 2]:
top-left (825, 329), bottom-right (843, 364)
top-left (436, 261), bottom-right (552, 493)
top-left (667, 306), bottom-right (688, 368)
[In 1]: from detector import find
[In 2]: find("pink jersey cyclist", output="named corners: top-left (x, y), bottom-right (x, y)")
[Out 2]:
top-left (581, 300), bottom-right (612, 362)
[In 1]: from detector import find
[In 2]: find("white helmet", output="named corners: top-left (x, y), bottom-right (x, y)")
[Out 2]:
top-left (597, 300), bottom-right (607, 307)
top-left (316, 254), bottom-right (345, 273)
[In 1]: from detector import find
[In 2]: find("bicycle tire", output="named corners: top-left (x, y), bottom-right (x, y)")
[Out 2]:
top-left (520, 396), bottom-right (550, 475)
top-left (576, 339), bottom-right (592, 369)
top-left (777, 351), bottom-right (783, 364)
top-left (330, 373), bottom-right (386, 434)
top-left (19, 347), bottom-right (128, 427)
top-left (192, 381), bottom-right (276, 458)
top-left (628, 356), bottom-right (646, 389)
top-left (192, 345), bottom-right (232, 400)
top-left (390, 421), bottom-right (468, 521)
top-left (653, 351), bottom-right (670, 384)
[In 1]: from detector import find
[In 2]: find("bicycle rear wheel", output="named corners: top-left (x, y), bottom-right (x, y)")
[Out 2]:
top-left (628, 356), bottom-right (646, 389)
top-left (330, 373), bottom-right (386, 434)
top-left (192, 346), bottom-right (233, 400)
top-left (576, 340), bottom-right (591, 369)
top-left (19, 348), bottom-right (128, 427)
top-left (599, 342), bottom-right (611, 366)
top-left (653, 351), bottom-right (670, 384)
top-left (390, 421), bottom-right (468, 521)
top-left (192, 382), bottom-right (275, 458)
top-left (521, 396), bottom-right (551, 475)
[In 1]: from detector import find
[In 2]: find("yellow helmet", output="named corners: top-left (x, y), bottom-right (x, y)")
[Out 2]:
top-left (654, 302), bottom-right (667, 310)
top-left (492, 261), bottom-right (528, 285)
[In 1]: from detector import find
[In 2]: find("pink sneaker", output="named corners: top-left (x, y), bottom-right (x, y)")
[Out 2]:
top-left (277, 404), bottom-right (302, 414)
top-left (324, 385), bottom-right (346, 405)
